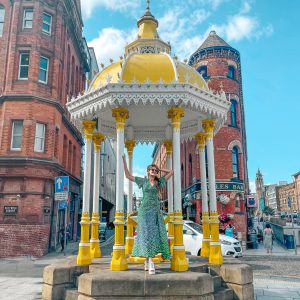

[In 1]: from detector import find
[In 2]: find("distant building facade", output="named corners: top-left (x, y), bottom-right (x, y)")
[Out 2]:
top-left (277, 183), bottom-right (296, 212)
top-left (0, 0), bottom-right (89, 257)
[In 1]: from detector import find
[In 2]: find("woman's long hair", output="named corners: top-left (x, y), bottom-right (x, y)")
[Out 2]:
top-left (147, 164), bottom-right (162, 199)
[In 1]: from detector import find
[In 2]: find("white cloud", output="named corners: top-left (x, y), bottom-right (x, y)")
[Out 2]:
top-left (88, 28), bottom-right (127, 66)
top-left (82, 0), bottom-right (141, 18)
top-left (249, 181), bottom-right (256, 193)
top-left (158, 8), bottom-right (209, 60)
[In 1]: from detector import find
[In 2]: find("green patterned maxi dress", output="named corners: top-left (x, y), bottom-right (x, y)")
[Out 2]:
top-left (132, 176), bottom-right (170, 259)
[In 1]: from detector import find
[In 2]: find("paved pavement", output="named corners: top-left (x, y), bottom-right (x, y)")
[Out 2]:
top-left (1, 232), bottom-right (300, 300)
top-left (241, 240), bottom-right (300, 299)
top-left (0, 230), bottom-right (115, 300)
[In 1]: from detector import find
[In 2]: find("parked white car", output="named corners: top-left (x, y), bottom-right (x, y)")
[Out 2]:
top-left (182, 220), bottom-right (242, 258)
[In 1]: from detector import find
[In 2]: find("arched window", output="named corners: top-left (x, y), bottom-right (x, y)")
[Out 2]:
top-left (0, 5), bottom-right (5, 37)
top-left (232, 146), bottom-right (239, 178)
top-left (189, 153), bottom-right (192, 185)
top-left (228, 66), bottom-right (235, 79)
top-left (197, 66), bottom-right (207, 78)
top-left (230, 100), bottom-right (237, 127)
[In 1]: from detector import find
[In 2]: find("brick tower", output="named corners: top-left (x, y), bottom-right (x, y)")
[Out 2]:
top-left (0, 0), bottom-right (89, 257)
top-left (153, 30), bottom-right (249, 240)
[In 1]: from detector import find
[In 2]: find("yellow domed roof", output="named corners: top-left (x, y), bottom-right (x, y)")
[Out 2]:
top-left (89, 5), bottom-right (208, 92)
top-left (89, 53), bottom-right (208, 92)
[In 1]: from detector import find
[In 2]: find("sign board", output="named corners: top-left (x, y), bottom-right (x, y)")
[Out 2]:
top-left (246, 195), bottom-right (256, 207)
top-left (4, 206), bottom-right (18, 215)
top-left (55, 176), bottom-right (69, 193)
top-left (55, 192), bottom-right (69, 201)
top-left (44, 206), bottom-right (51, 214)
top-left (58, 201), bottom-right (68, 210)
top-left (184, 181), bottom-right (245, 196)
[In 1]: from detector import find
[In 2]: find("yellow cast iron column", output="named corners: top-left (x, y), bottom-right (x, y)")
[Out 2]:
top-left (125, 140), bottom-right (136, 255)
top-left (164, 139), bottom-right (174, 255)
top-left (77, 120), bottom-right (96, 265)
top-left (111, 108), bottom-right (129, 271)
top-left (203, 119), bottom-right (223, 265)
top-left (195, 132), bottom-right (210, 258)
top-left (90, 132), bottom-right (105, 258)
top-left (168, 107), bottom-right (188, 271)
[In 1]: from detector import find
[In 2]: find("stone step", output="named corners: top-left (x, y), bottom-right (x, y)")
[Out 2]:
top-left (213, 276), bottom-right (222, 290)
top-left (213, 288), bottom-right (234, 300)
top-left (65, 288), bottom-right (79, 300)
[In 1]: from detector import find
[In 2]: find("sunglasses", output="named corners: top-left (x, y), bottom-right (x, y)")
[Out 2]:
top-left (149, 168), bottom-right (159, 174)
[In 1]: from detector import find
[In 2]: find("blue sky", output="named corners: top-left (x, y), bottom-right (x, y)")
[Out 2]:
top-left (81, 0), bottom-right (300, 193)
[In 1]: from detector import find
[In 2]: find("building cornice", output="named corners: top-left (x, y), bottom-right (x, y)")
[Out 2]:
top-left (0, 157), bottom-right (82, 184)
top-left (0, 94), bottom-right (83, 145)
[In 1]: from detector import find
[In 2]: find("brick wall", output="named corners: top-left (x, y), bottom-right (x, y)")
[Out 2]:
top-left (0, 0), bottom-right (86, 257)
top-left (0, 224), bottom-right (50, 257)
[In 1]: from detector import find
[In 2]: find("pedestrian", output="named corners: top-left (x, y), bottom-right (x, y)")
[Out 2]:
top-left (225, 224), bottom-right (234, 238)
top-left (263, 224), bottom-right (274, 254)
top-left (59, 227), bottom-right (65, 252)
top-left (122, 155), bottom-right (173, 275)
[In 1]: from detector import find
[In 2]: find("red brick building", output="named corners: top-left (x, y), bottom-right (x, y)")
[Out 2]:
top-left (0, 0), bottom-right (89, 257)
top-left (154, 31), bottom-right (249, 240)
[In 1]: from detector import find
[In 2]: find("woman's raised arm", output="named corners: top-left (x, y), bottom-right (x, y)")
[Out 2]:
top-left (160, 168), bottom-right (174, 181)
top-left (122, 155), bottom-right (135, 182)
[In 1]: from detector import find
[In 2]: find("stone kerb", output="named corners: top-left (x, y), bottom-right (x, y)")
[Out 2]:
top-left (220, 263), bottom-right (254, 300)
top-left (42, 258), bottom-right (89, 300)
top-left (77, 270), bottom-right (214, 300)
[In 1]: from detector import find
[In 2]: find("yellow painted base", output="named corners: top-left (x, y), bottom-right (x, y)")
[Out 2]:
top-left (111, 249), bottom-right (128, 271)
top-left (209, 245), bottom-right (223, 265)
top-left (125, 238), bottom-right (134, 255)
top-left (170, 250), bottom-right (188, 272)
top-left (77, 245), bottom-right (92, 265)
top-left (201, 241), bottom-right (210, 258)
top-left (90, 242), bottom-right (101, 258)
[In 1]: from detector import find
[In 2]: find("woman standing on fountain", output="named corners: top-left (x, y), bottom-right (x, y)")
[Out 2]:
top-left (122, 155), bottom-right (173, 275)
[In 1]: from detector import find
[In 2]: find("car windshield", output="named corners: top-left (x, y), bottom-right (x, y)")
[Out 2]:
top-left (186, 222), bottom-right (202, 233)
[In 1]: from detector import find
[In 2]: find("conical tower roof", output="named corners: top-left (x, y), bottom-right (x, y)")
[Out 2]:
top-left (198, 30), bottom-right (231, 51)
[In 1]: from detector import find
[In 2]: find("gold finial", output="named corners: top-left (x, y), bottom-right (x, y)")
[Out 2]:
top-left (146, 0), bottom-right (150, 11)
top-left (100, 63), bottom-right (105, 69)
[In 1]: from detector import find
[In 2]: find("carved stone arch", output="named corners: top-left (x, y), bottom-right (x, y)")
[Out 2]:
top-left (228, 140), bottom-right (242, 153)
top-left (229, 94), bottom-right (239, 103)
top-left (227, 60), bottom-right (238, 69)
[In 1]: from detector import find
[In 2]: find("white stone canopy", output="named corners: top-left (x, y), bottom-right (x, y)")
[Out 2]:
top-left (67, 82), bottom-right (230, 143)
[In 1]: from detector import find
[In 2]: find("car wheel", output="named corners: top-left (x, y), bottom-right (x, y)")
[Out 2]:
top-left (197, 249), bottom-right (201, 256)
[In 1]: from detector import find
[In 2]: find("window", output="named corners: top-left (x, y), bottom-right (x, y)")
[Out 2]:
top-left (34, 123), bottom-right (46, 152)
top-left (228, 66), bottom-right (235, 79)
top-left (23, 8), bottom-right (33, 29)
top-left (189, 153), bottom-right (193, 185)
top-left (0, 5), bottom-right (5, 37)
top-left (42, 12), bottom-right (52, 35)
top-left (230, 100), bottom-right (237, 127)
top-left (38, 56), bottom-right (49, 83)
top-left (18, 52), bottom-right (30, 80)
top-left (11, 121), bottom-right (23, 150)
top-left (197, 66), bottom-right (208, 78)
top-left (232, 146), bottom-right (239, 178)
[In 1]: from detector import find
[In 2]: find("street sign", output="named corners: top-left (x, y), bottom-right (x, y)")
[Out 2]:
top-left (55, 192), bottom-right (69, 201)
top-left (43, 206), bottom-right (51, 214)
top-left (4, 206), bottom-right (18, 215)
top-left (55, 176), bottom-right (69, 193)
top-left (246, 195), bottom-right (256, 207)
top-left (58, 201), bottom-right (68, 210)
